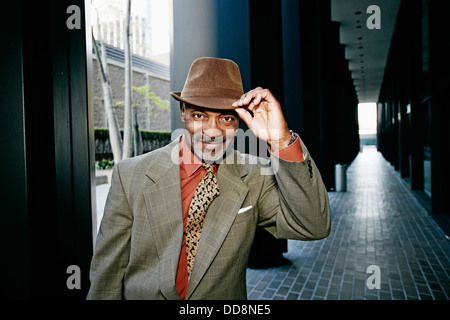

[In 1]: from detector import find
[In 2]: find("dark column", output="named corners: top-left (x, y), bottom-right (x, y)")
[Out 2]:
top-left (323, 21), bottom-right (359, 187)
top-left (51, 0), bottom-right (96, 298)
top-left (281, 0), bottom-right (359, 190)
top-left (428, 0), bottom-right (450, 215)
top-left (408, 0), bottom-right (425, 191)
top-left (397, 2), bottom-right (411, 179)
top-left (297, 0), bottom-right (323, 169)
top-left (249, 0), bottom-right (284, 107)
top-left (215, 0), bottom-right (251, 91)
top-left (378, 0), bottom-right (449, 223)
top-left (1, 1), bottom-right (30, 299)
top-left (393, 99), bottom-right (400, 170)
top-left (1, 0), bottom-right (95, 299)
top-left (281, 0), bottom-right (303, 134)
top-left (247, 0), bottom-right (288, 268)
top-left (377, 102), bottom-right (384, 154)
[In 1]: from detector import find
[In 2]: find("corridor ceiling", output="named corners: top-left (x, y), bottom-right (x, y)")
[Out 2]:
top-left (331, 0), bottom-right (401, 103)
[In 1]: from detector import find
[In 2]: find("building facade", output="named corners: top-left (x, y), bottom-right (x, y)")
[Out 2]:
top-left (92, 44), bottom-right (171, 132)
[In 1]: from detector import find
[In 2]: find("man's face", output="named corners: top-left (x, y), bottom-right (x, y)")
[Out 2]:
top-left (180, 103), bottom-right (239, 163)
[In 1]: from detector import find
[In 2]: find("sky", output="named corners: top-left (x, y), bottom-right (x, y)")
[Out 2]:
top-left (358, 102), bottom-right (377, 135)
top-left (91, 0), bottom-right (170, 55)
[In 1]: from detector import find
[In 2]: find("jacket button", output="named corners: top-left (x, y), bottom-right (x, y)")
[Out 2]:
top-left (307, 160), bottom-right (313, 178)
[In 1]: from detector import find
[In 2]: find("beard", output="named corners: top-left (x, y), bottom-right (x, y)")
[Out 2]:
top-left (187, 132), bottom-right (233, 164)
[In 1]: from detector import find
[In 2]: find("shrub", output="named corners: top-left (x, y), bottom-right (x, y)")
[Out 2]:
top-left (94, 128), bottom-right (171, 161)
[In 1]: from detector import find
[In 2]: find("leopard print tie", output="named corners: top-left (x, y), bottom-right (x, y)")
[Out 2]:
top-left (185, 163), bottom-right (220, 281)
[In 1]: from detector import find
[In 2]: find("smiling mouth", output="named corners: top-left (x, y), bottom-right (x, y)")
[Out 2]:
top-left (197, 136), bottom-right (226, 144)
top-left (202, 141), bottom-right (223, 148)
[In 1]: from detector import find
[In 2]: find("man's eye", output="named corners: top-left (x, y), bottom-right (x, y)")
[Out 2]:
top-left (192, 114), bottom-right (204, 120)
top-left (221, 116), bottom-right (234, 122)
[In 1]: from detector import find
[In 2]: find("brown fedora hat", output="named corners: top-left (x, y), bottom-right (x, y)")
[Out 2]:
top-left (170, 57), bottom-right (244, 110)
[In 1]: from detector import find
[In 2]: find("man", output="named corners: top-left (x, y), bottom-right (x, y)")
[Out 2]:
top-left (87, 57), bottom-right (330, 300)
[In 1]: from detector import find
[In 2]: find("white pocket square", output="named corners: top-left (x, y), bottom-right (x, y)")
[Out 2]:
top-left (238, 205), bottom-right (252, 214)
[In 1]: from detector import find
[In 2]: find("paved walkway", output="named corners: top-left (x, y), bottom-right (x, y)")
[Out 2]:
top-left (246, 146), bottom-right (450, 300)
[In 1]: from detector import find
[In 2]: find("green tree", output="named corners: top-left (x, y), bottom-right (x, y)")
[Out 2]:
top-left (116, 85), bottom-right (169, 156)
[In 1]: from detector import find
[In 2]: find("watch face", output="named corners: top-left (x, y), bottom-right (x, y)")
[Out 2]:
top-left (288, 131), bottom-right (296, 145)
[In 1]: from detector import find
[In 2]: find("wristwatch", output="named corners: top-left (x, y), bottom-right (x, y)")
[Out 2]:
top-left (287, 130), bottom-right (297, 146)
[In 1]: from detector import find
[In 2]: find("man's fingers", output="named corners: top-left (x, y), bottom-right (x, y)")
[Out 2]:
top-left (253, 89), bottom-right (273, 106)
top-left (252, 92), bottom-right (263, 106)
top-left (233, 88), bottom-right (273, 109)
top-left (234, 107), bottom-right (253, 126)
top-left (232, 87), bottom-right (264, 107)
top-left (247, 101), bottom-right (256, 112)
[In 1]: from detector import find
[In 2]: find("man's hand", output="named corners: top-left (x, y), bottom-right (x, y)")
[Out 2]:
top-left (232, 87), bottom-right (292, 151)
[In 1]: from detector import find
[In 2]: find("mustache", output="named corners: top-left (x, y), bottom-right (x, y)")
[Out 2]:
top-left (193, 135), bottom-right (227, 144)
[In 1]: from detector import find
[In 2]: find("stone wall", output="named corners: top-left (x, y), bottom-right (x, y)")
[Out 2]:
top-left (92, 57), bottom-right (171, 132)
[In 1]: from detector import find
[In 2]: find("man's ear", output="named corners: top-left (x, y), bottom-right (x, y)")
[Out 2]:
top-left (179, 102), bottom-right (185, 123)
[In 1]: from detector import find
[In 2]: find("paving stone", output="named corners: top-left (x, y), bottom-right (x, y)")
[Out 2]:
top-left (247, 147), bottom-right (450, 300)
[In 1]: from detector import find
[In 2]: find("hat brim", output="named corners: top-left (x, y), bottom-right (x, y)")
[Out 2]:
top-left (170, 92), bottom-right (238, 110)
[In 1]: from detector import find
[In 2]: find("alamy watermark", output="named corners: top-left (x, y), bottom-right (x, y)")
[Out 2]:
top-left (65, 4), bottom-right (382, 31)
top-left (66, 264), bottom-right (382, 291)
top-left (366, 265), bottom-right (381, 290)
top-left (66, 5), bottom-right (81, 30)
top-left (66, 265), bottom-right (81, 290)
top-left (366, 5), bottom-right (381, 30)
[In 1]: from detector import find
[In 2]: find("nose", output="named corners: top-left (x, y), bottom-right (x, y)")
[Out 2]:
top-left (203, 118), bottom-right (222, 140)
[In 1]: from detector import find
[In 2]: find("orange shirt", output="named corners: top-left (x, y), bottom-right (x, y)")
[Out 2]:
top-left (176, 135), bottom-right (304, 299)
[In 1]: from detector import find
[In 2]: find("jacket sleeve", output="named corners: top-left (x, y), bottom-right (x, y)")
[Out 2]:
top-left (257, 137), bottom-right (331, 240)
top-left (87, 163), bottom-right (133, 300)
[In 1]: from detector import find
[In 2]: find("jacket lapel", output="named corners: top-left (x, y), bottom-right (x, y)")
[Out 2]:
top-left (143, 139), bottom-right (183, 300)
top-left (142, 140), bottom-right (251, 300)
top-left (186, 151), bottom-right (250, 299)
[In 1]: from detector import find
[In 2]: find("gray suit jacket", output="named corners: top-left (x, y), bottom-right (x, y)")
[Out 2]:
top-left (87, 136), bottom-right (330, 300)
